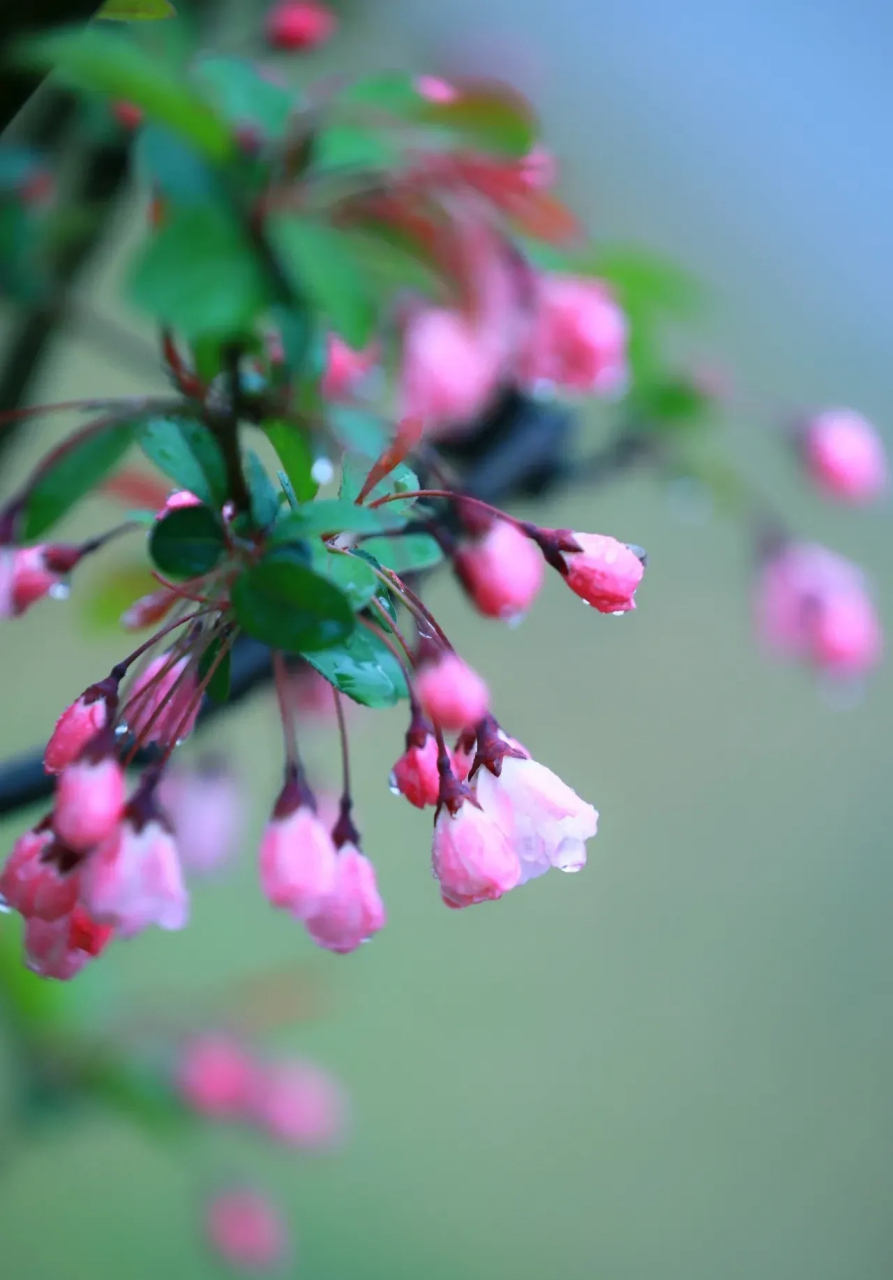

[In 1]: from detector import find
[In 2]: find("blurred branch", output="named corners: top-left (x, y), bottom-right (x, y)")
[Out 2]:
top-left (0, 1), bottom-right (99, 135)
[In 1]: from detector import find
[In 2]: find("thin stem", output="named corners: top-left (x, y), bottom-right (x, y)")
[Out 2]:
top-left (380, 568), bottom-right (453, 649)
top-left (369, 487), bottom-right (518, 529)
top-left (332, 688), bottom-right (351, 803)
top-left (272, 651), bottom-right (299, 767)
top-left (359, 615), bottom-right (415, 687)
top-left (368, 598), bottom-right (415, 666)
top-left (112, 608), bottom-right (213, 680)
top-left (156, 629), bottom-right (238, 769)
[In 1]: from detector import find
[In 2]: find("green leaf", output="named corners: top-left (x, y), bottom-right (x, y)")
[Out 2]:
top-left (339, 456), bottom-right (419, 514)
top-left (241, 449), bottom-right (279, 528)
top-left (23, 419), bottom-right (135, 539)
top-left (328, 406), bottom-right (387, 458)
top-left (272, 500), bottom-right (398, 540)
top-left (314, 548), bottom-right (379, 610)
top-left (193, 55), bottom-right (293, 139)
top-left (149, 503), bottom-right (225, 578)
top-left (418, 84), bottom-right (536, 158)
top-left (98, 0), bottom-right (175, 18)
top-left (587, 245), bottom-right (703, 319)
top-left (133, 125), bottom-right (217, 203)
top-left (360, 533), bottom-right (442, 574)
top-left (302, 626), bottom-right (408, 707)
top-left (344, 228), bottom-right (442, 302)
top-left (139, 417), bottom-right (227, 506)
top-left (263, 421), bottom-right (317, 502)
top-left (267, 216), bottom-right (377, 348)
top-left (231, 554), bottom-right (355, 653)
top-left (19, 28), bottom-right (232, 163)
top-left (197, 631), bottom-right (232, 702)
top-left (340, 72), bottom-right (423, 115)
top-left (312, 123), bottom-right (400, 172)
top-left (128, 206), bottom-right (269, 339)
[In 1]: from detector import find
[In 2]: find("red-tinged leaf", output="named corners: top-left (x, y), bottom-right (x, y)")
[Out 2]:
top-left (417, 80), bottom-right (536, 158)
top-left (510, 188), bottom-right (581, 246)
top-left (356, 417), bottom-right (425, 503)
top-left (449, 156), bottom-right (581, 245)
top-left (103, 468), bottom-right (169, 510)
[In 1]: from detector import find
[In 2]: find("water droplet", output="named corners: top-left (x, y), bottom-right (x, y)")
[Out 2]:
top-left (0, 894), bottom-right (11, 914)
top-left (388, 771), bottom-right (401, 797)
top-left (504, 611), bottom-right (525, 630)
top-left (611, 610), bottom-right (627, 617)
top-left (48, 581), bottom-right (70, 601)
top-left (114, 722), bottom-right (128, 737)
top-left (311, 457), bottom-right (334, 485)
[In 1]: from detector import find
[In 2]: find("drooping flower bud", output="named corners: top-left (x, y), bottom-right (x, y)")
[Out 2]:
top-left (560, 532), bottom-right (646, 612)
top-left (121, 585), bottom-right (180, 632)
top-left (415, 652), bottom-right (489, 732)
top-left (801, 408), bottom-right (888, 504)
top-left (259, 771), bottom-right (338, 919)
top-left (205, 1189), bottom-right (289, 1272)
top-left (304, 844), bottom-right (386, 954)
top-left (44, 676), bottom-right (118, 775)
top-left (265, 0), bottom-right (335, 50)
top-left (80, 789), bottom-right (188, 938)
top-left (321, 334), bottom-right (378, 400)
top-left (0, 826), bottom-right (80, 921)
top-left (175, 1035), bottom-right (256, 1119)
top-left (519, 274), bottom-right (628, 396)
top-left (390, 706), bottom-right (440, 808)
top-left (23, 904), bottom-right (113, 981)
top-left (431, 798), bottom-right (521, 909)
top-left (247, 1059), bottom-right (348, 1149)
top-left (125, 653), bottom-right (200, 746)
top-left (158, 760), bottom-right (245, 875)
top-left (157, 489), bottom-right (201, 519)
top-left (454, 519), bottom-right (544, 620)
top-left (399, 307), bottom-right (501, 434)
top-left (0, 544), bottom-right (79, 619)
top-left (53, 734), bottom-right (125, 852)
top-left (516, 143), bottom-right (557, 190)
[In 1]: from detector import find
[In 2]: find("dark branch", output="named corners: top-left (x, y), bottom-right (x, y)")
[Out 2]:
top-left (0, 1), bottom-right (99, 136)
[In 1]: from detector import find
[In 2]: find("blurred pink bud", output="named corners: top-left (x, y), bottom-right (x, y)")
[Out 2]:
top-left (157, 489), bottom-right (201, 519)
top-left (0, 545), bottom-right (73, 619)
top-left (120, 585), bottom-right (179, 632)
top-left (23, 904), bottom-right (113, 981)
top-left (321, 335), bottom-right (378, 400)
top-left (176, 1035), bottom-right (256, 1119)
top-left (205, 1189), bottom-right (289, 1272)
top-left (266, 0), bottom-right (335, 50)
top-left (451, 737), bottom-right (475, 784)
top-left (54, 754), bottom-right (125, 852)
top-left (562, 533), bottom-right (645, 612)
top-left (0, 827), bottom-right (80, 921)
top-left (112, 100), bottom-right (143, 130)
top-left (757, 542), bottom-right (882, 677)
top-left (259, 804), bottom-right (338, 918)
top-left (248, 1059), bottom-right (348, 1148)
top-left (519, 275), bottom-right (628, 395)
top-left (415, 75), bottom-right (458, 103)
top-left (400, 307), bottom-right (501, 434)
top-left (304, 845), bottom-right (386, 954)
top-left (158, 762), bottom-right (244, 875)
top-left (432, 799), bottom-right (521, 908)
top-left (415, 652), bottom-right (490, 732)
top-left (287, 664), bottom-right (341, 722)
top-left (455, 520), bottom-right (544, 620)
top-left (517, 144), bottom-right (556, 190)
top-left (44, 686), bottom-right (111, 775)
top-left (391, 733), bottom-right (440, 808)
top-left (802, 408), bottom-right (888, 504)
top-left (125, 654), bottom-right (200, 746)
top-left (476, 755), bottom-right (597, 884)
top-left (81, 813), bottom-right (188, 937)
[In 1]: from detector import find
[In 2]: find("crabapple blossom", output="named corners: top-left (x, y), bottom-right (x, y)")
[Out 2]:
top-left (80, 804), bottom-right (189, 936)
top-left (44, 680), bottom-right (116, 774)
top-left (561, 533), bottom-right (646, 612)
top-left (415, 652), bottom-right (489, 732)
top-left (431, 797), bottom-right (522, 908)
top-left (125, 653), bottom-right (200, 746)
top-left (0, 826), bottom-right (80, 922)
top-left (454, 519), bottom-right (544, 620)
top-left (259, 785), bottom-right (338, 918)
top-left (265, 0), bottom-right (335, 50)
top-left (0, 545), bottom-right (78, 619)
top-left (247, 1059), bottom-right (348, 1149)
top-left (519, 274), bottom-right (628, 395)
top-left (158, 761), bottom-right (245, 875)
top-left (321, 335), bottom-right (378, 400)
top-left (399, 306), bottom-right (501, 434)
top-left (304, 844), bottom-right (386, 954)
top-left (802, 408), bottom-right (887, 504)
top-left (205, 1189), bottom-right (289, 1272)
top-left (176, 1035), bottom-right (256, 1119)
top-left (53, 744), bottom-right (125, 852)
top-left (391, 731), bottom-right (440, 808)
top-left (23, 905), bottom-right (113, 981)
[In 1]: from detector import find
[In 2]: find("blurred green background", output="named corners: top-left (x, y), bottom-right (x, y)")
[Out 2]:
top-left (1, 2), bottom-right (893, 1278)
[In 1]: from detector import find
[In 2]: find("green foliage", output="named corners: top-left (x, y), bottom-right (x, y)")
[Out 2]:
top-left (360, 533), bottom-right (443, 574)
top-left (23, 420), bottom-right (135, 539)
top-left (133, 126), bottom-right (217, 203)
top-left (340, 456), bottom-right (419, 515)
top-left (267, 216), bottom-right (377, 349)
top-left (139, 417), bottom-right (227, 506)
top-left (98, 0), bottom-right (176, 18)
top-left (263, 421), bottom-right (318, 503)
top-left (313, 548), bottom-right (379, 611)
top-left (192, 56), bottom-right (293, 139)
top-left (149, 503), bottom-right (225, 578)
top-left (302, 626), bottom-right (409, 707)
top-left (19, 28), bottom-right (232, 163)
top-left (417, 84), bottom-right (536, 158)
top-left (128, 207), bottom-right (270, 339)
top-left (231, 552), bottom-right (355, 652)
top-left (242, 448), bottom-right (281, 527)
top-left (197, 630), bottom-right (232, 701)
top-left (272, 500), bottom-right (398, 540)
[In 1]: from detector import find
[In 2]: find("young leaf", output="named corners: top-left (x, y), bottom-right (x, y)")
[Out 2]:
top-left (243, 449), bottom-right (280, 527)
top-left (193, 55), bottom-right (294, 139)
top-left (149, 503), bottom-right (225, 578)
top-left (263, 421), bottom-right (317, 502)
top-left (18, 29), bottom-right (232, 162)
top-left (23, 420), bottom-right (135, 539)
top-left (267, 216), bottom-right (377, 348)
top-left (302, 627), bottom-right (408, 707)
top-left (231, 555), bottom-right (354, 652)
top-left (360, 533), bottom-right (443, 574)
top-left (418, 83), bottom-right (536, 158)
top-left (134, 125), bottom-right (217, 203)
top-left (98, 0), bottom-right (175, 19)
top-left (139, 417), bottom-right (227, 506)
top-left (128, 206), bottom-right (269, 339)
top-left (339, 456), bottom-right (419, 515)
top-left (312, 123), bottom-right (400, 172)
top-left (197, 631), bottom-right (232, 702)
top-left (272, 500), bottom-right (399, 540)
top-left (314, 548), bottom-right (379, 611)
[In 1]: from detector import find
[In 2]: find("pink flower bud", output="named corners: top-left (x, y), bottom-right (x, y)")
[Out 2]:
top-left (454, 520), bottom-right (544, 620)
top-left (519, 275), bottom-right (628, 396)
top-left (247, 1060), bottom-right (348, 1149)
top-left (259, 804), bottom-right (338, 918)
top-left (23, 904), bottom-right (113, 981)
top-left (304, 845), bottom-right (386, 954)
top-left (0, 545), bottom-right (72, 619)
top-left (158, 762), bottom-right (245, 875)
top-left (451, 738), bottom-right (475, 784)
top-left (112, 100), bottom-right (143, 130)
top-left (0, 827), bottom-right (80, 921)
top-left (157, 489), bottom-right (201, 519)
top-left (176, 1035), bottom-right (256, 1119)
top-left (757, 542), bottom-right (883, 677)
top-left (80, 813), bottom-right (189, 937)
top-left (431, 800), bottom-right (521, 909)
top-left (475, 755), bottom-right (597, 884)
top-left (54, 754), bottom-right (125, 852)
top-left (415, 653), bottom-right (489, 732)
top-left (321, 335), bottom-right (378, 400)
top-left (44, 686), bottom-right (111, 775)
top-left (120, 585), bottom-right (179, 632)
top-left (517, 144), bottom-right (556, 190)
top-left (125, 654), bottom-right (200, 746)
top-left (265, 0), bottom-right (335, 50)
top-left (561, 533), bottom-right (645, 613)
top-left (802, 408), bottom-right (888, 504)
top-left (415, 75), bottom-right (458, 103)
top-left (400, 307), bottom-right (501, 434)
top-left (205, 1189), bottom-right (289, 1272)
top-left (390, 724), bottom-right (440, 808)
